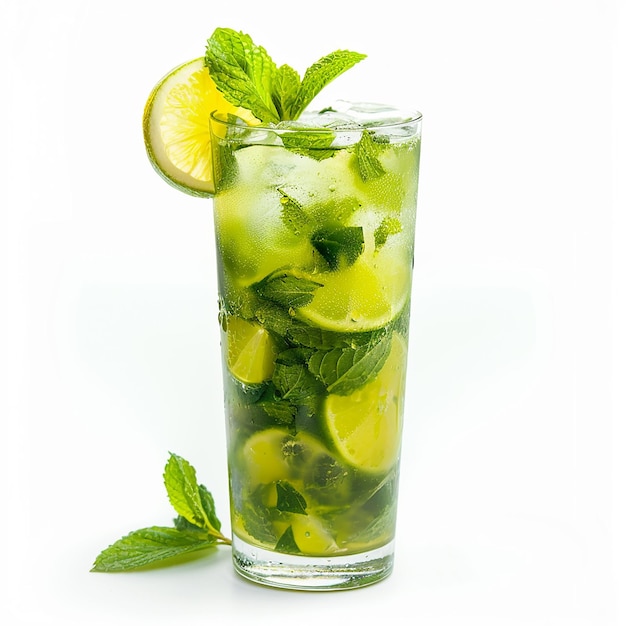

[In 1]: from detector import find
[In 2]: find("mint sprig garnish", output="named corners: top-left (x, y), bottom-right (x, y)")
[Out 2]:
top-left (205, 28), bottom-right (366, 123)
top-left (91, 453), bottom-right (231, 572)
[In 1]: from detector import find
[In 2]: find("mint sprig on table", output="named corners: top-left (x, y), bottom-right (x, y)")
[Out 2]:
top-left (205, 28), bottom-right (366, 123)
top-left (91, 454), bottom-right (230, 572)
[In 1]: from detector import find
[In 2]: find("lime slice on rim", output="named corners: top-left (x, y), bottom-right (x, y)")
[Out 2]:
top-left (143, 58), bottom-right (256, 197)
top-left (324, 332), bottom-right (407, 473)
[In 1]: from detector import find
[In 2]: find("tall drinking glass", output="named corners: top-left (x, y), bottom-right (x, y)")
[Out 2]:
top-left (210, 103), bottom-right (421, 590)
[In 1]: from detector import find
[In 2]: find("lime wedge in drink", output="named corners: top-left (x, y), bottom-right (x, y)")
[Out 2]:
top-left (297, 248), bottom-right (411, 332)
top-left (226, 317), bottom-right (277, 384)
top-left (323, 332), bottom-right (407, 473)
top-left (284, 515), bottom-right (339, 555)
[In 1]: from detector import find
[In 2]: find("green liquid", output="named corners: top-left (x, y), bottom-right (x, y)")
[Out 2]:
top-left (212, 114), bottom-right (420, 558)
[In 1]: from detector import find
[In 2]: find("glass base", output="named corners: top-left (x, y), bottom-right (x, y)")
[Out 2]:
top-left (231, 535), bottom-right (395, 591)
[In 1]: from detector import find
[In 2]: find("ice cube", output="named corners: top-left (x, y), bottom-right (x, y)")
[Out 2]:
top-left (313, 101), bottom-right (422, 144)
top-left (331, 101), bottom-right (419, 125)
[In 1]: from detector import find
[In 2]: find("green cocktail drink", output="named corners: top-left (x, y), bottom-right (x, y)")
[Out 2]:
top-left (210, 102), bottom-right (421, 589)
top-left (137, 27), bottom-right (423, 589)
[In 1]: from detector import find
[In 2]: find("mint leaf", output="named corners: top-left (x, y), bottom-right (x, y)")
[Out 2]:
top-left (311, 226), bottom-right (364, 270)
top-left (273, 349), bottom-right (319, 398)
top-left (256, 383), bottom-right (298, 424)
top-left (279, 128), bottom-right (337, 161)
top-left (254, 270), bottom-right (322, 309)
top-left (90, 527), bottom-right (218, 572)
top-left (261, 399), bottom-right (298, 424)
top-left (287, 325), bottom-right (387, 350)
top-left (272, 348), bottom-right (325, 415)
top-left (241, 487), bottom-right (277, 544)
top-left (205, 28), bottom-right (280, 123)
top-left (272, 64), bottom-right (301, 120)
top-left (198, 484), bottom-right (222, 532)
top-left (356, 130), bottom-right (386, 181)
top-left (92, 453), bottom-right (231, 573)
top-left (289, 50), bottom-right (367, 119)
top-left (278, 189), bottom-right (311, 235)
top-left (374, 217), bottom-right (403, 250)
top-left (173, 514), bottom-right (207, 534)
top-left (275, 481), bottom-right (308, 515)
top-left (308, 455), bottom-right (349, 492)
top-left (275, 526), bottom-right (302, 554)
top-left (164, 453), bottom-right (213, 531)
top-left (308, 332), bottom-right (392, 395)
top-left (255, 300), bottom-right (303, 336)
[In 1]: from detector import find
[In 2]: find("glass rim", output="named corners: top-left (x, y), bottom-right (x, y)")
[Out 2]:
top-left (210, 105), bottom-right (422, 134)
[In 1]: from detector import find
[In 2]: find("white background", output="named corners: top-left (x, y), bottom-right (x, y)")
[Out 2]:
top-left (1, 0), bottom-right (625, 624)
